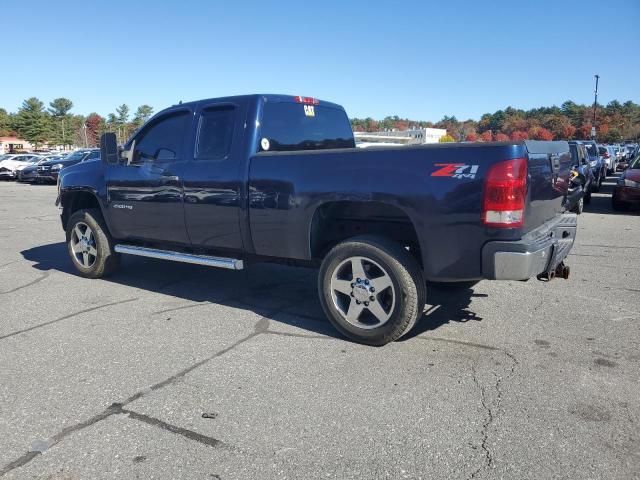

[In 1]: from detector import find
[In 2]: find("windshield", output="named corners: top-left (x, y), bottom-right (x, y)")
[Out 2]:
top-left (629, 154), bottom-right (640, 169)
top-left (60, 151), bottom-right (87, 162)
top-left (584, 144), bottom-right (598, 159)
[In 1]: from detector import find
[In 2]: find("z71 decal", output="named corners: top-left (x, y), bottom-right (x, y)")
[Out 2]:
top-left (431, 163), bottom-right (479, 179)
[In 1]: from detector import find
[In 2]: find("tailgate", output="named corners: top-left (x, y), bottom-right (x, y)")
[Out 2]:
top-left (523, 140), bottom-right (572, 233)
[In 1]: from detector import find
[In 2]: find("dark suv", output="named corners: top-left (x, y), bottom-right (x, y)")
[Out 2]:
top-left (567, 141), bottom-right (595, 213)
top-left (36, 149), bottom-right (100, 183)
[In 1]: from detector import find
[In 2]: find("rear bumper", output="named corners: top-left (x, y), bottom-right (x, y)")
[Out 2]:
top-left (613, 186), bottom-right (640, 203)
top-left (482, 213), bottom-right (577, 280)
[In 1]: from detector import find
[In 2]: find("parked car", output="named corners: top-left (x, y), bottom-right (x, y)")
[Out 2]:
top-left (36, 149), bottom-right (100, 183)
top-left (578, 140), bottom-right (606, 190)
top-left (567, 142), bottom-right (594, 213)
top-left (598, 145), bottom-right (618, 175)
top-left (625, 144), bottom-right (637, 160)
top-left (0, 154), bottom-right (42, 180)
top-left (17, 154), bottom-right (64, 182)
top-left (617, 145), bottom-right (636, 171)
top-left (56, 94), bottom-right (577, 345)
top-left (612, 153), bottom-right (640, 210)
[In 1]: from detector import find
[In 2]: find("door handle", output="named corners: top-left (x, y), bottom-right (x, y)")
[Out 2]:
top-left (161, 175), bottom-right (179, 182)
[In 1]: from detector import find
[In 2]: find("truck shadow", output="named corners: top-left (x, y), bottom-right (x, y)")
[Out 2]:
top-left (21, 242), bottom-right (483, 343)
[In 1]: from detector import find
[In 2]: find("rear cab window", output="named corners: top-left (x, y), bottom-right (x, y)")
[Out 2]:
top-left (195, 107), bottom-right (235, 160)
top-left (258, 99), bottom-right (355, 152)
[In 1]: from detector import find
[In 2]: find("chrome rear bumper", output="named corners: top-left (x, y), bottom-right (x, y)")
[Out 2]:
top-left (482, 213), bottom-right (577, 281)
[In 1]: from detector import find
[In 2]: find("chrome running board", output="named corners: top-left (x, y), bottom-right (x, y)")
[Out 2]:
top-left (114, 244), bottom-right (244, 270)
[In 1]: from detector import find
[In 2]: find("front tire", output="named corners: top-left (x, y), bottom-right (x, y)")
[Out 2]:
top-left (318, 235), bottom-right (426, 346)
top-left (66, 208), bottom-right (120, 278)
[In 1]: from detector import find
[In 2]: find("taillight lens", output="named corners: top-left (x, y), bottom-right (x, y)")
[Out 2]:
top-left (482, 158), bottom-right (528, 228)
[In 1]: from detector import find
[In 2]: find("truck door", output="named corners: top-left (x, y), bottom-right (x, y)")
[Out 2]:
top-left (181, 101), bottom-right (246, 251)
top-left (106, 108), bottom-right (192, 244)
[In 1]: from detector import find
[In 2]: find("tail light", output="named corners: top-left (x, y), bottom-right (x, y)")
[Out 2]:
top-left (603, 152), bottom-right (610, 159)
top-left (294, 96), bottom-right (320, 105)
top-left (482, 158), bottom-right (528, 228)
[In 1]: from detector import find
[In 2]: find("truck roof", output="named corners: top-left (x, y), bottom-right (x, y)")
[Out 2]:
top-left (167, 94), bottom-right (346, 111)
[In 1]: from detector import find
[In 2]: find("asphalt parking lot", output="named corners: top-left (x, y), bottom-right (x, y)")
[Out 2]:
top-left (0, 176), bottom-right (638, 480)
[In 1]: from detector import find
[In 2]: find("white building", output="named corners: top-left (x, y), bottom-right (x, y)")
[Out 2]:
top-left (354, 128), bottom-right (447, 146)
top-left (0, 136), bottom-right (33, 154)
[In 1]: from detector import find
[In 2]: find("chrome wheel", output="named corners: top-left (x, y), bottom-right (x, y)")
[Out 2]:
top-left (70, 221), bottom-right (98, 268)
top-left (329, 256), bottom-right (396, 329)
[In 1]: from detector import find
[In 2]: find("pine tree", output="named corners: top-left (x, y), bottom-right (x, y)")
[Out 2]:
top-left (14, 98), bottom-right (52, 148)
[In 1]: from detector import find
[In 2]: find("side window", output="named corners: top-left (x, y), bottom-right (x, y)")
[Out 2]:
top-left (134, 111), bottom-right (189, 162)
top-left (195, 107), bottom-right (235, 160)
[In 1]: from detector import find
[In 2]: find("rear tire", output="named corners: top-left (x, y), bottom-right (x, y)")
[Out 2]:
top-left (66, 208), bottom-right (120, 278)
top-left (571, 196), bottom-right (584, 214)
top-left (612, 197), bottom-right (628, 211)
top-left (318, 235), bottom-right (426, 346)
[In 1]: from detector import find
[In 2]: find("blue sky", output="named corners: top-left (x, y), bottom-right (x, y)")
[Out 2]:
top-left (2, 0), bottom-right (639, 121)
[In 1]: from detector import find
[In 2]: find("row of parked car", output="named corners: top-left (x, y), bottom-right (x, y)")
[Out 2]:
top-left (566, 141), bottom-right (639, 213)
top-left (0, 149), bottom-right (101, 183)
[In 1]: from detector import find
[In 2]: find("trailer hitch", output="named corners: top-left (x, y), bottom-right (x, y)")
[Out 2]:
top-left (536, 261), bottom-right (570, 282)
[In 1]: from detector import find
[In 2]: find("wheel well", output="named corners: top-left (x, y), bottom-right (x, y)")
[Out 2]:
top-left (61, 191), bottom-right (101, 231)
top-left (310, 201), bottom-right (422, 266)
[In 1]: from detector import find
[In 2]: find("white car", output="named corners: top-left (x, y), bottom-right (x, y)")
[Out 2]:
top-left (598, 145), bottom-right (618, 174)
top-left (0, 154), bottom-right (42, 180)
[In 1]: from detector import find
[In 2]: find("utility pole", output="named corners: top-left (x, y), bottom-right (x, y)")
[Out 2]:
top-left (591, 74), bottom-right (599, 140)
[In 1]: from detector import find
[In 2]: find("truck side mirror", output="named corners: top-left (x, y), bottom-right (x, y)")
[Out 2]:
top-left (100, 133), bottom-right (119, 165)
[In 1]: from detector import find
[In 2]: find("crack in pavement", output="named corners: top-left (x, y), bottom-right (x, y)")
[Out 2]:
top-left (0, 259), bottom-right (20, 270)
top-left (0, 298), bottom-right (139, 341)
top-left (0, 404), bottom-right (227, 477)
top-left (123, 407), bottom-right (227, 449)
top-left (0, 301), bottom-right (296, 477)
top-left (470, 363), bottom-right (493, 478)
top-left (467, 349), bottom-right (519, 480)
top-left (417, 336), bottom-right (500, 351)
top-left (0, 271), bottom-right (49, 295)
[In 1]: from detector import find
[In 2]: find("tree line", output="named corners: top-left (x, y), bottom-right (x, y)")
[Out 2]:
top-left (2, 96), bottom-right (639, 150)
top-left (351, 100), bottom-right (640, 143)
top-left (0, 97), bottom-right (154, 149)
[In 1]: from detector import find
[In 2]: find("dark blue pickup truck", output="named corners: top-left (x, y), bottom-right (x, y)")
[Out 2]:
top-left (57, 94), bottom-right (576, 345)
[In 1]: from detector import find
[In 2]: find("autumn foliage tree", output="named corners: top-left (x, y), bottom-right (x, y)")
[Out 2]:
top-left (85, 113), bottom-right (104, 147)
top-left (480, 130), bottom-right (493, 142)
top-left (350, 99), bottom-right (640, 143)
top-left (510, 131), bottom-right (529, 141)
